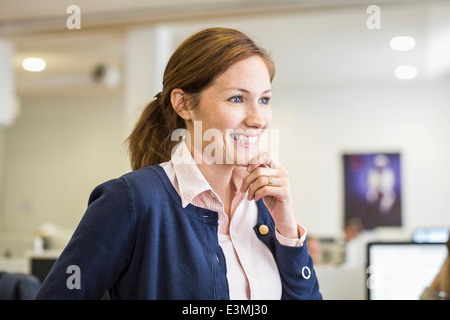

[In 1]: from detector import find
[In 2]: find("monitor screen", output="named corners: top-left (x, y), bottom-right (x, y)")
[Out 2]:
top-left (367, 242), bottom-right (448, 300)
top-left (30, 258), bottom-right (57, 284)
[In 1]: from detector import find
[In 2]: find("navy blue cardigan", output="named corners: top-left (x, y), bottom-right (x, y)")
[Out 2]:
top-left (35, 165), bottom-right (321, 300)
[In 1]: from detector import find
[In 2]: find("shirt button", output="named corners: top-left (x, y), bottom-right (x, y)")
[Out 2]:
top-left (259, 224), bottom-right (269, 235)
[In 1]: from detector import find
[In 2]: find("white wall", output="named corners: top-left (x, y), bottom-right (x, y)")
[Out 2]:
top-left (272, 83), bottom-right (450, 237)
top-left (0, 127), bottom-right (5, 229)
top-left (0, 38), bottom-right (16, 126)
top-left (2, 92), bottom-right (128, 238)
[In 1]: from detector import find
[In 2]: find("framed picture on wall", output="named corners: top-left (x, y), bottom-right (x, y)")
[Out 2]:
top-left (343, 152), bottom-right (402, 231)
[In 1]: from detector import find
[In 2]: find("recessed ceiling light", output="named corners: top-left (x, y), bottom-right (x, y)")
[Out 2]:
top-left (395, 65), bottom-right (417, 80)
top-left (22, 57), bottom-right (46, 72)
top-left (390, 36), bottom-right (416, 51)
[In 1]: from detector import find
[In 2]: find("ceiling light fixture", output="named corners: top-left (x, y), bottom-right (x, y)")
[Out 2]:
top-left (395, 65), bottom-right (417, 80)
top-left (22, 57), bottom-right (46, 72)
top-left (390, 36), bottom-right (416, 51)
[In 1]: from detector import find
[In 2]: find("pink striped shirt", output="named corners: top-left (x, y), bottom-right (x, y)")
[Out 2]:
top-left (160, 141), bottom-right (305, 299)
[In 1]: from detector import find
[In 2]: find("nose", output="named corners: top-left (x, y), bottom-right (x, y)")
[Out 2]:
top-left (245, 102), bottom-right (270, 129)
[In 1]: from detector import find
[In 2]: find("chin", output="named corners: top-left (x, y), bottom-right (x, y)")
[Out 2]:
top-left (232, 147), bottom-right (259, 167)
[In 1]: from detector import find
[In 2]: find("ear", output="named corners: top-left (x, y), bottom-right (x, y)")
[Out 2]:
top-left (170, 88), bottom-right (192, 120)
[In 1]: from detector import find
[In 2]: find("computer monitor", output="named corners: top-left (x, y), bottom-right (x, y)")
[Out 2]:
top-left (25, 250), bottom-right (61, 284)
top-left (367, 242), bottom-right (448, 300)
top-left (30, 257), bottom-right (57, 284)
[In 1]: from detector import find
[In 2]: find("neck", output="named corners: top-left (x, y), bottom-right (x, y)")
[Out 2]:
top-left (197, 161), bottom-right (234, 201)
top-left (192, 145), bottom-right (236, 215)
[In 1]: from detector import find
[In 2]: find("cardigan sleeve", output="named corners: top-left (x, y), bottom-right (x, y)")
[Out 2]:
top-left (254, 199), bottom-right (322, 300)
top-left (276, 238), bottom-right (322, 300)
top-left (35, 178), bottom-right (136, 300)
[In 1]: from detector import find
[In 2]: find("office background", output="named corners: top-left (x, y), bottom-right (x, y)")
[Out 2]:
top-left (0, 0), bottom-right (449, 299)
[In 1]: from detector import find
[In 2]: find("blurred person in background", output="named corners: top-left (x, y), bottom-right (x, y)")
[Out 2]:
top-left (420, 234), bottom-right (450, 300)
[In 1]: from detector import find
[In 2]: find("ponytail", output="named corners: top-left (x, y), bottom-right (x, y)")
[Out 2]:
top-left (127, 95), bottom-right (185, 170)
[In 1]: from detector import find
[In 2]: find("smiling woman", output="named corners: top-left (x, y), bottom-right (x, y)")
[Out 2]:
top-left (35, 27), bottom-right (321, 300)
top-left (127, 27), bottom-right (275, 170)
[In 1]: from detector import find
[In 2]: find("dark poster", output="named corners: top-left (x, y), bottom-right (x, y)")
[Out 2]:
top-left (343, 153), bottom-right (402, 230)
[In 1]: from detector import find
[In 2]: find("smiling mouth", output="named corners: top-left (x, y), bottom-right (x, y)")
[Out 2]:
top-left (230, 133), bottom-right (258, 145)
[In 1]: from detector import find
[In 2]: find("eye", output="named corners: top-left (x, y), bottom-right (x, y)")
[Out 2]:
top-left (259, 96), bottom-right (270, 105)
top-left (229, 95), bottom-right (243, 103)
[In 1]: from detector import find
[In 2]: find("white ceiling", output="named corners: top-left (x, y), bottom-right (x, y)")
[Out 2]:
top-left (0, 0), bottom-right (447, 95)
top-left (0, 0), bottom-right (417, 23)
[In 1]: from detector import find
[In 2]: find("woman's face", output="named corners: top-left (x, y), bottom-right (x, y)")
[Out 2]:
top-left (185, 55), bottom-right (272, 166)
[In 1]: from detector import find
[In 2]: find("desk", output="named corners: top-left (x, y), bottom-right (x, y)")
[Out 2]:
top-left (0, 258), bottom-right (28, 274)
top-left (315, 265), bottom-right (366, 300)
top-left (0, 250), bottom-right (61, 284)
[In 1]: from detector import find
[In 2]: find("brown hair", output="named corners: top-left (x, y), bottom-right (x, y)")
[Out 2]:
top-left (127, 27), bottom-right (275, 170)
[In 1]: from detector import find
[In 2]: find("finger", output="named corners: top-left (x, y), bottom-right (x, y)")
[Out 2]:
top-left (253, 185), bottom-right (288, 202)
top-left (240, 166), bottom-right (277, 193)
top-left (247, 152), bottom-right (279, 172)
top-left (247, 175), bottom-right (283, 200)
top-left (241, 164), bottom-right (288, 194)
top-left (247, 152), bottom-right (277, 171)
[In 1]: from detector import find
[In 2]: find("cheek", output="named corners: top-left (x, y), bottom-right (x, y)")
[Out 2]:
top-left (212, 110), bottom-right (239, 132)
top-left (262, 108), bottom-right (272, 129)
top-left (266, 111), bottom-right (272, 127)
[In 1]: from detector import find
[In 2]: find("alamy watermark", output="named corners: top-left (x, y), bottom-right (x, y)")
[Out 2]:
top-left (66, 265), bottom-right (81, 290)
top-left (66, 5), bottom-right (81, 30)
top-left (366, 265), bottom-right (381, 290)
top-left (366, 5), bottom-right (381, 30)
top-left (170, 121), bottom-right (280, 166)
top-left (65, 4), bottom-right (381, 31)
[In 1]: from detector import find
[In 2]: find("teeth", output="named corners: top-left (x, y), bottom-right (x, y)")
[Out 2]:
top-left (231, 134), bottom-right (257, 144)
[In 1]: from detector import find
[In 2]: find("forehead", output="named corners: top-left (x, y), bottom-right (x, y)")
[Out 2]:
top-left (210, 56), bottom-right (271, 92)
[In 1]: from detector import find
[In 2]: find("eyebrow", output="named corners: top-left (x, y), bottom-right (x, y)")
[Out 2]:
top-left (223, 87), bottom-right (272, 94)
